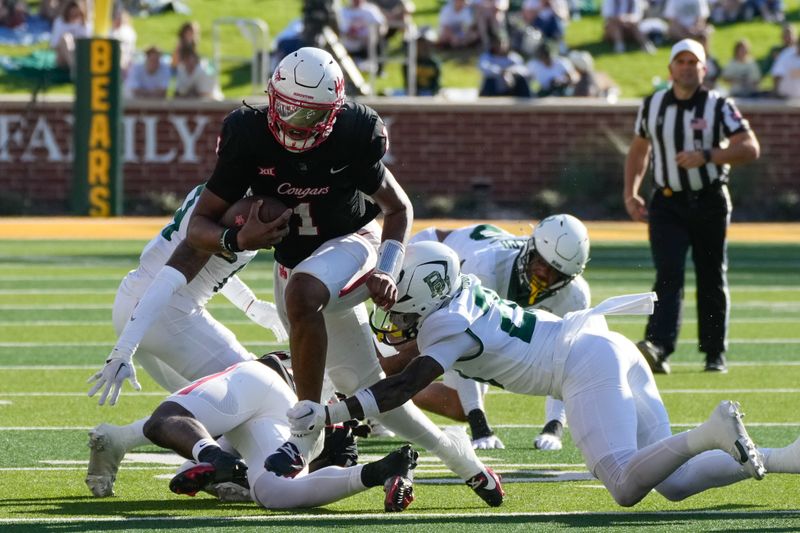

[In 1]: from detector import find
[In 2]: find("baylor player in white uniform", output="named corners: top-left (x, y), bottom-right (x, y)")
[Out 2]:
top-left (288, 242), bottom-right (800, 508)
top-left (397, 215), bottom-right (590, 450)
top-left (85, 184), bottom-right (287, 498)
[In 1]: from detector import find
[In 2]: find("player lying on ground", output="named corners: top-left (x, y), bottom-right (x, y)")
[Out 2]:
top-left (377, 215), bottom-right (591, 451)
top-left (288, 241), bottom-right (800, 507)
top-left (143, 352), bottom-right (418, 511)
top-left (84, 184), bottom-right (289, 497)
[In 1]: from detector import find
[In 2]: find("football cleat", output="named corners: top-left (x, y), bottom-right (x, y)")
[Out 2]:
top-left (466, 467), bottom-right (505, 507)
top-left (706, 400), bottom-right (766, 480)
top-left (169, 454), bottom-right (249, 496)
top-left (378, 445), bottom-right (418, 512)
top-left (85, 423), bottom-right (128, 497)
top-left (384, 474), bottom-right (414, 512)
top-left (264, 441), bottom-right (306, 478)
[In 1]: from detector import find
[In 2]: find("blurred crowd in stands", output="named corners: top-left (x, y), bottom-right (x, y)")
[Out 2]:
top-left (2, 0), bottom-right (221, 100)
top-left (268, 0), bottom-right (799, 100)
top-left (1, 0), bottom-right (799, 100)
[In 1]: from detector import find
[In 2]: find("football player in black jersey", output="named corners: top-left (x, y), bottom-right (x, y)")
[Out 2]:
top-left (180, 48), bottom-right (502, 505)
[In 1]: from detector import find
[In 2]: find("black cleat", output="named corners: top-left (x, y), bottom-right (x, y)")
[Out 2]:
top-left (466, 467), bottom-right (505, 507)
top-left (705, 353), bottom-right (728, 373)
top-left (637, 340), bottom-right (671, 374)
top-left (169, 454), bottom-right (249, 497)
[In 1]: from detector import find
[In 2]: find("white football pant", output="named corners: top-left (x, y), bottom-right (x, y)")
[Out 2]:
top-left (167, 360), bottom-right (369, 508)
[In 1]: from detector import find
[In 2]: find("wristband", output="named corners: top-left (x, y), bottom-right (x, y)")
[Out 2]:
top-left (221, 228), bottom-right (242, 253)
top-left (354, 388), bottom-right (381, 419)
top-left (326, 401), bottom-right (352, 425)
top-left (703, 149), bottom-right (712, 164)
top-left (376, 239), bottom-right (405, 282)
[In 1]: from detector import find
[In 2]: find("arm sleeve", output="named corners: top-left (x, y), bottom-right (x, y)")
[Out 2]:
top-left (112, 266), bottom-right (188, 359)
top-left (218, 275), bottom-right (256, 312)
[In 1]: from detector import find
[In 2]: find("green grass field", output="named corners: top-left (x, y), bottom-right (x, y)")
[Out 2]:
top-left (1, 232), bottom-right (800, 531)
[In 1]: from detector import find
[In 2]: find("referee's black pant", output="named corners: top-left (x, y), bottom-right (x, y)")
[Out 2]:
top-left (645, 181), bottom-right (731, 359)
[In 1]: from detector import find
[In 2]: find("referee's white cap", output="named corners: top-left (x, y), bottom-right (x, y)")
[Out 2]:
top-left (669, 39), bottom-right (706, 65)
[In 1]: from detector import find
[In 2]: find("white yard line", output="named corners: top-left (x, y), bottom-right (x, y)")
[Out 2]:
top-left (2, 509), bottom-right (800, 525)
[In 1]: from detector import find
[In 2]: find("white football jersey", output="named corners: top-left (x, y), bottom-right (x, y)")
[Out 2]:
top-left (121, 184), bottom-right (257, 312)
top-left (420, 275), bottom-right (564, 397)
top-left (420, 224), bottom-right (591, 317)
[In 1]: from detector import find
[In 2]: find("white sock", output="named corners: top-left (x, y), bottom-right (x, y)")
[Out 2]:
top-left (762, 437), bottom-right (800, 473)
top-left (375, 402), bottom-right (483, 481)
top-left (252, 465), bottom-right (366, 509)
top-left (455, 376), bottom-right (487, 414)
top-left (656, 450), bottom-right (752, 501)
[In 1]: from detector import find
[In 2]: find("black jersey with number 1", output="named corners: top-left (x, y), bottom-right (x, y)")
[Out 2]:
top-left (206, 101), bottom-right (389, 269)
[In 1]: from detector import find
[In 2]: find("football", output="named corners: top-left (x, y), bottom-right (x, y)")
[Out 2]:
top-left (220, 195), bottom-right (290, 228)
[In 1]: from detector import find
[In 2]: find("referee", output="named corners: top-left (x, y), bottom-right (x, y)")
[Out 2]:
top-left (623, 39), bottom-right (760, 374)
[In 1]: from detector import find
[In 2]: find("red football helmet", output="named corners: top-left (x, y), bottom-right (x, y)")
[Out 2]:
top-left (267, 47), bottom-right (345, 152)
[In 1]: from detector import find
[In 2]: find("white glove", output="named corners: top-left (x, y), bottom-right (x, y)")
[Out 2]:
top-left (472, 435), bottom-right (506, 450)
top-left (246, 300), bottom-right (288, 342)
top-left (534, 432), bottom-right (563, 451)
top-left (87, 355), bottom-right (141, 406)
top-left (287, 400), bottom-right (326, 437)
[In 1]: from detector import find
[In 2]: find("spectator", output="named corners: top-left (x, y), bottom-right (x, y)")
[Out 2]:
top-left (601, 0), bottom-right (656, 53)
top-left (474, 0), bottom-right (510, 48)
top-left (710, 0), bottom-right (744, 23)
top-left (721, 39), bottom-right (761, 97)
top-left (271, 18), bottom-right (306, 68)
top-left (478, 32), bottom-right (531, 97)
top-left (339, 0), bottom-right (388, 73)
top-left (526, 41), bottom-right (578, 96)
top-left (371, 0), bottom-right (414, 38)
top-left (761, 23), bottom-right (796, 75)
top-left (697, 31), bottom-right (720, 89)
top-left (522, 0), bottom-right (570, 52)
top-left (111, 6), bottom-right (137, 77)
top-left (39, 0), bottom-right (66, 22)
top-left (174, 44), bottom-right (222, 100)
top-left (50, 0), bottom-right (90, 72)
top-left (771, 39), bottom-right (800, 98)
top-left (403, 28), bottom-right (441, 95)
top-left (568, 49), bottom-right (601, 96)
top-left (0, 0), bottom-right (27, 29)
top-left (743, 0), bottom-right (784, 22)
top-left (171, 20), bottom-right (200, 69)
top-left (125, 45), bottom-right (172, 99)
top-left (437, 0), bottom-right (480, 49)
top-left (663, 0), bottom-right (711, 41)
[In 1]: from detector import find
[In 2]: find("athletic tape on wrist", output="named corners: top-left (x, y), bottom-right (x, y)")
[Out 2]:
top-left (221, 228), bottom-right (242, 253)
top-left (325, 401), bottom-right (352, 425)
top-left (375, 239), bottom-right (404, 281)
top-left (354, 388), bottom-right (381, 420)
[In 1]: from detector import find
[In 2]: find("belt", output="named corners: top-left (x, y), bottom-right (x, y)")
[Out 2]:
top-left (657, 179), bottom-right (725, 198)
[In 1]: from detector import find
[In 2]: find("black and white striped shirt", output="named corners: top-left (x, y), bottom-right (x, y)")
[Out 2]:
top-left (634, 87), bottom-right (750, 192)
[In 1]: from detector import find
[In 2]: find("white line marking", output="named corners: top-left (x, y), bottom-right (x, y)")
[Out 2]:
top-left (0, 400), bottom-right (10, 405)
top-left (2, 510), bottom-right (800, 524)
top-left (0, 341), bottom-right (285, 347)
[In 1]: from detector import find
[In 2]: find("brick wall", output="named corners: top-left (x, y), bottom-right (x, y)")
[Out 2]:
top-left (0, 97), bottom-right (797, 218)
